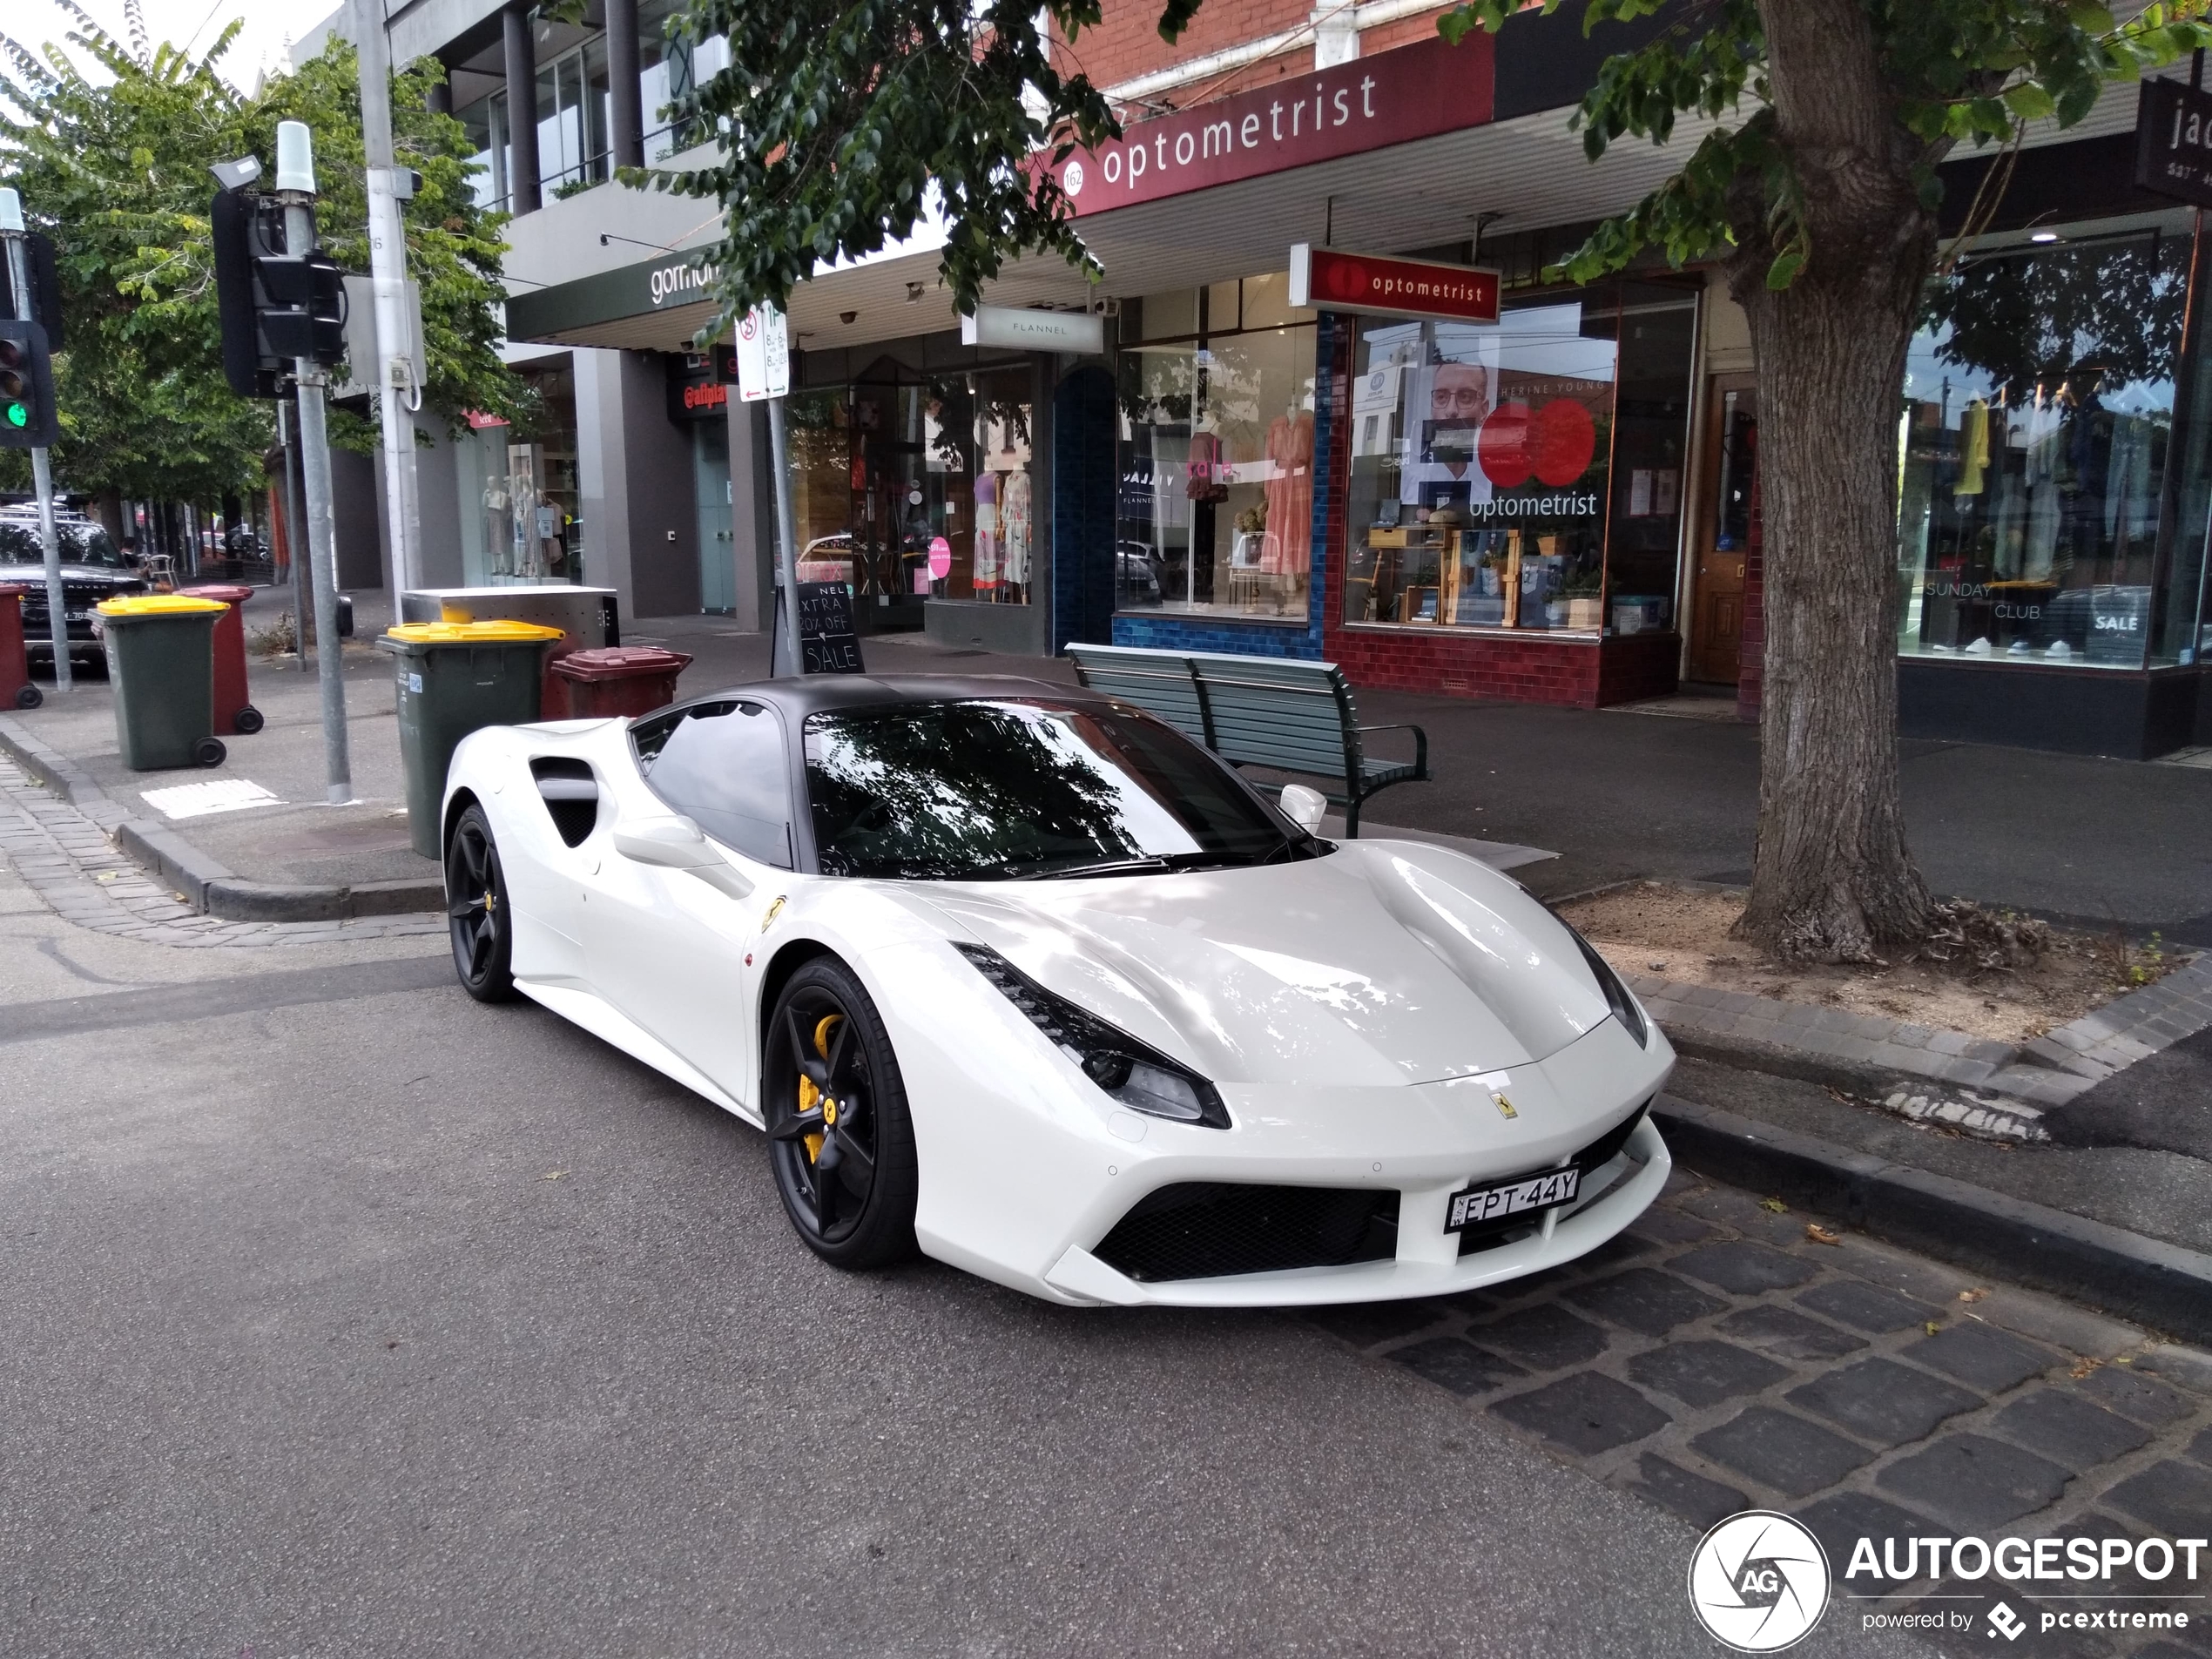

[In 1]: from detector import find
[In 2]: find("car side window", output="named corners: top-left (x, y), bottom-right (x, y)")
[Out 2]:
top-left (632, 700), bottom-right (792, 868)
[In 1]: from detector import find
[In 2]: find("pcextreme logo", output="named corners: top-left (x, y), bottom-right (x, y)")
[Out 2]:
top-left (1689, 1511), bottom-right (1831, 1652)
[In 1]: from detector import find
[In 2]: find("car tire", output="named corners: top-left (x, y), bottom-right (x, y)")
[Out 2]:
top-left (764, 957), bottom-right (919, 1271)
top-left (444, 804), bottom-right (516, 1003)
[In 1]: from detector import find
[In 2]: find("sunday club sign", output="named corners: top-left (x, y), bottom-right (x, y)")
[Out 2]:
top-left (1048, 34), bottom-right (1496, 213)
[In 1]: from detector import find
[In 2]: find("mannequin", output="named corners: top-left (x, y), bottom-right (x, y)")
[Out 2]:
top-left (1263, 399), bottom-right (1314, 581)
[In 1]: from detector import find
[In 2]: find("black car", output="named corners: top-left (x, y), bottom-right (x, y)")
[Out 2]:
top-left (0, 514), bottom-right (146, 668)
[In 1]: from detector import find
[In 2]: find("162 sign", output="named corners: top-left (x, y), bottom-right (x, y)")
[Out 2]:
top-left (2136, 78), bottom-right (2212, 209)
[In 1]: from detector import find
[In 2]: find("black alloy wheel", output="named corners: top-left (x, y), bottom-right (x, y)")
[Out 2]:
top-left (445, 804), bottom-right (516, 1002)
top-left (764, 958), bottom-right (918, 1269)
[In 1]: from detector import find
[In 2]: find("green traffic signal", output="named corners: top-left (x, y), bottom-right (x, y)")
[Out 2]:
top-left (3, 403), bottom-right (24, 428)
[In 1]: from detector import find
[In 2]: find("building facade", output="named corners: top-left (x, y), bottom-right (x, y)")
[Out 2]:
top-left (315, 0), bottom-right (2212, 756)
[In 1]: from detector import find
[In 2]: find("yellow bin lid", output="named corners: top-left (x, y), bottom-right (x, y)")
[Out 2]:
top-left (96, 595), bottom-right (229, 617)
top-left (384, 620), bottom-right (565, 644)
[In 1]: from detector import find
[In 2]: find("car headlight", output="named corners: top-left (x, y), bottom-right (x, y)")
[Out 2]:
top-left (954, 942), bottom-right (1231, 1129)
top-left (1567, 927), bottom-right (1649, 1049)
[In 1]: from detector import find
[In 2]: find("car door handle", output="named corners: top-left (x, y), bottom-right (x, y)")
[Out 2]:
top-left (612, 815), bottom-right (756, 899)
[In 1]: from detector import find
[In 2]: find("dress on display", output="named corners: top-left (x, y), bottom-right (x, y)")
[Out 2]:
top-left (973, 472), bottom-right (1001, 594)
top-left (1261, 412), bottom-right (1313, 576)
top-left (1001, 470), bottom-right (1033, 588)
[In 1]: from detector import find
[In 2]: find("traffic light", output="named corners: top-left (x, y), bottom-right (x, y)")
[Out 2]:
top-left (0, 231), bottom-right (64, 350)
top-left (212, 188), bottom-right (348, 399)
top-left (0, 320), bottom-right (58, 448)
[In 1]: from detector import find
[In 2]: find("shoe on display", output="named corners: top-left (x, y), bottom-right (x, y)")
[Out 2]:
top-left (2007, 638), bottom-right (2032, 655)
top-left (2047, 640), bottom-right (2074, 659)
top-left (1964, 637), bottom-right (1993, 656)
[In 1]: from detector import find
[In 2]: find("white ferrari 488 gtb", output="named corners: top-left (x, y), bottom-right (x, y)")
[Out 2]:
top-left (441, 677), bottom-right (1672, 1305)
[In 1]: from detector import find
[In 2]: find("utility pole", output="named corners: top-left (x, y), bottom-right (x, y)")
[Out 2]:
top-left (0, 187), bottom-right (70, 693)
top-left (353, 0), bottom-right (421, 612)
top-left (276, 399), bottom-right (313, 673)
top-left (275, 122), bottom-right (354, 805)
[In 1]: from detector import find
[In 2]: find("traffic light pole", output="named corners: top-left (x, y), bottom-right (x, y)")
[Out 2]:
top-left (277, 125), bottom-right (353, 805)
top-left (1, 204), bottom-right (70, 694)
top-left (276, 398), bottom-right (313, 674)
top-left (354, 0), bottom-right (421, 610)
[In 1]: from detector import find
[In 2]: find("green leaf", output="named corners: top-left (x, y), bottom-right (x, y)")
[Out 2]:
top-left (1766, 243), bottom-right (1806, 290)
top-left (2002, 83), bottom-right (2056, 120)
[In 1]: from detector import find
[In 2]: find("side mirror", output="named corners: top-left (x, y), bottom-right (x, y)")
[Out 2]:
top-left (1278, 784), bottom-right (1328, 836)
top-left (612, 814), bottom-right (755, 899)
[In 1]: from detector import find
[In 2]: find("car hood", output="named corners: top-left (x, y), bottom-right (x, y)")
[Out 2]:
top-left (0, 563), bottom-right (139, 585)
top-left (923, 840), bottom-right (1615, 1088)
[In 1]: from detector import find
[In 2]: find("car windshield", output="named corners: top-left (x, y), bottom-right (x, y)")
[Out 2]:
top-left (0, 521), bottom-right (123, 567)
top-left (805, 698), bottom-right (1319, 880)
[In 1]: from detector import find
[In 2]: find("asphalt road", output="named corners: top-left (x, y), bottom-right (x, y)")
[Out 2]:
top-left (0, 936), bottom-right (1945, 1658)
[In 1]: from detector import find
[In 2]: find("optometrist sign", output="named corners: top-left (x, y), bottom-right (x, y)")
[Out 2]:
top-left (1289, 244), bottom-right (1501, 325)
top-left (1045, 33), bottom-right (1494, 214)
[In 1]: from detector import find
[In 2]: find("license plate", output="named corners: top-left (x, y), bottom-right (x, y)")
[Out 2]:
top-left (1446, 1167), bottom-right (1579, 1232)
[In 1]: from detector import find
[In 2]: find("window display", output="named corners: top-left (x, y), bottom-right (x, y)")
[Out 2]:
top-left (1335, 282), bottom-right (1692, 635)
top-left (1116, 276), bottom-right (1318, 617)
top-left (1896, 219), bottom-right (2189, 671)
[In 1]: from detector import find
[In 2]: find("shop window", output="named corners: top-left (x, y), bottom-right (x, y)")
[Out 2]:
top-left (2157, 220), bottom-right (2212, 667)
top-left (784, 367), bottom-right (1034, 611)
top-left (1116, 277), bottom-right (1318, 618)
top-left (1341, 287), bottom-right (1683, 635)
top-left (1896, 219), bottom-right (2189, 671)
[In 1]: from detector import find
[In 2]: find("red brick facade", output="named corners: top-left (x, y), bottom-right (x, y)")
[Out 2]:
top-left (1053, 2), bottom-right (1453, 99)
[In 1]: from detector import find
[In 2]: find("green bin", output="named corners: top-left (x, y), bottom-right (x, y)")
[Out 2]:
top-left (381, 620), bottom-right (564, 859)
top-left (96, 595), bottom-right (229, 771)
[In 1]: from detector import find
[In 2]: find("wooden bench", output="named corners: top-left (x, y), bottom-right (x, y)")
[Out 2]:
top-left (1066, 643), bottom-right (1428, 835)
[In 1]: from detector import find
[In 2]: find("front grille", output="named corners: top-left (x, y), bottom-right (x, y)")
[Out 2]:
top-left (1094, 1184), bottom-right (1399, 1283)
top-left (1457, 1100), bottom-right (1652, 1256)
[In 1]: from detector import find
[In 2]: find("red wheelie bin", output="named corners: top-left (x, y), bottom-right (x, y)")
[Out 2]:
top-left (0, 585), bottom-right (37, 710)
top-left (548, 646), bottom-right (692, 719)
top-left (178, 583), bottom-right (263, 735)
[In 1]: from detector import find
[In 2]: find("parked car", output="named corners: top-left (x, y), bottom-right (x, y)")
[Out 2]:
top-left (0, 510), bottom-right (146, 671)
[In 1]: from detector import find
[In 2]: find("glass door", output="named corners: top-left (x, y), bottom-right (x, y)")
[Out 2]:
top-left (695, 424), bottom-right (734, 613)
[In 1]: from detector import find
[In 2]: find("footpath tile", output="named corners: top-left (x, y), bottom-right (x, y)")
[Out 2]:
top-left (2103, 1459), bottom-right (2212, 1537)
top-left (2076, 1365), bottom-right (2197, 1427)
top-left (2188, 1427), bottom-right (2212, 1467)
top-left (1795, 1491), bottom-right (1934, 1578)
top-left (1692, 1406), bottom-right (1874, 1496)
top-left (1717, 1305), bottom-right (1867, 1363)
top-left (1562, 1268), bottom-right (1725, 1337)
top-left (1797, 1279), bottom-right (1939, 1333)
top-left (1467, 1303), bottom-right (1610, 1371)
top-left (1903, 1323), bottom-right (2056, 1393)
top-left (1671, 1241), bottom-right (1818, 1295)
top-left (1489, 1371), bottom-right (1671, 1456)
top-left (1876, 1434), bottom-right (2073, 1529)
top-left (1987, 1391), bottom-right (2153, 1472)
top-left (1627, 1339), bottom-right (1790, 1409)
top-left (1620, 1453), bottom-right (1747, 1530)
top-left (1386, 1337), bottom-right (1527, 1398)
top-left (1626, 1208), bottom-right (1716, 1245)
top-left (1787, 1359), bottom-right (1981, 1447)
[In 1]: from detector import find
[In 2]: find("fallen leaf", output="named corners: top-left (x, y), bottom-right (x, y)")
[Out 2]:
top-left (1760, 1197), bottom-right (1788, 1214)
top-left (1924, 1321), bottom-right (1943, 1336)
top-left (1804, 1224), bottom-right (1841, 1246)
top-left (543, 1170), bottom-right (567, 1182)
top-left (1958, 1288), bottom-right (1989, 1304)
top-left (2114, 1354), bottom-right (2133, 1366)
top-left (2069, 1358), bottom-right (2102, 1379)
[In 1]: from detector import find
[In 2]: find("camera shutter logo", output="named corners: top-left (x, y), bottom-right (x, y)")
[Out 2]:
top-left (1688, 1511), bottom-right (1831, 1652)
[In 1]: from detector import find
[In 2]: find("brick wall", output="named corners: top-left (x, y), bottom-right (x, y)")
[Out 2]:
top-left (1054, 3), bottom-right (1453, 98)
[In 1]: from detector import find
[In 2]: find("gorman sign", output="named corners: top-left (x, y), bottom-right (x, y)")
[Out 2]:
top-left (1289, 243), bottom-right (1501, 323)
top-left (1048, 32), bottom-right (1495, 214)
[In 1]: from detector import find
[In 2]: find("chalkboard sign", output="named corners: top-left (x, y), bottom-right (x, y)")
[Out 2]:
top-left (771, 582), bottom-right (867, 676)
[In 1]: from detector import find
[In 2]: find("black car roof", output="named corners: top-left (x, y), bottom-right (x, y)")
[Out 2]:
top-left (672, 674), bottom-right (1121, 723)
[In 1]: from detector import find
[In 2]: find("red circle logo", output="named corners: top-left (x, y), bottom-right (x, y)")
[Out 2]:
top-left (1531, 399), bottom-right (1596, 486)
top-left (1478, 401), bottom-right (1533, 489)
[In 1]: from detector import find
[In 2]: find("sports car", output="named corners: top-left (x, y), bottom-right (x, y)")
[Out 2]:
top-left (441, 676), bottom-right (1673, 1306)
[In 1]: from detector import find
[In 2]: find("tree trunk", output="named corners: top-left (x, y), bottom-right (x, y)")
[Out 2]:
top-left (1728, 0), bottom-right (1936, 961)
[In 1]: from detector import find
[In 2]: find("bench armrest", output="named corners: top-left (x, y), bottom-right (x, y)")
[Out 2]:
top-left (1358, 723), bottom-right (1428, 779)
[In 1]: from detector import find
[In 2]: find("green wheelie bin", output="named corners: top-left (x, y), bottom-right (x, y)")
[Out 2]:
top-left (381, 619), bottom-right (564, 859)
top-left (95, 594), bottom-right (230, 770)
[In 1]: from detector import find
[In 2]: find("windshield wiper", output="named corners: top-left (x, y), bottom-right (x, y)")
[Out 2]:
top-left (1002, 854), bottom-right (1175, 880)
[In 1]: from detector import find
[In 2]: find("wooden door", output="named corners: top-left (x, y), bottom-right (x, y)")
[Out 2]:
top-left (1688, 379), bottom-right (1758, 685)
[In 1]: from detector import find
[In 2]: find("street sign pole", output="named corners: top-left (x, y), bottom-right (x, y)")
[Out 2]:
top-left (277, 123), bottom-right (354, 805)
top-left (1, 189), bottom-right (70, 693)
top-left (353, 0), bottom-right (422, 615)
top-left (735, 303), bottom-right (801, 674)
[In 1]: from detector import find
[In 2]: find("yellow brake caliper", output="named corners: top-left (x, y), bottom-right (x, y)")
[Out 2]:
top-left (798, 1014), bottom-right (844, 1163)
